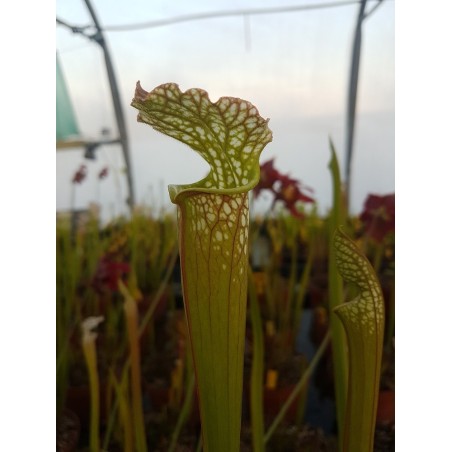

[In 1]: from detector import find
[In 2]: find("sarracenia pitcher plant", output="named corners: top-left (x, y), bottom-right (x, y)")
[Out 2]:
top-left (333, 227), bottom-right (385, 452)
top-left (132, 82), bottom-right (272, 451)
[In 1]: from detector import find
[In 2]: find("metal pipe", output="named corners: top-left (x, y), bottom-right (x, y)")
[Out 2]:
top-left (83, 0), bottom-right (135, 208)
top-left (344, 0), bottom-right (367, 208)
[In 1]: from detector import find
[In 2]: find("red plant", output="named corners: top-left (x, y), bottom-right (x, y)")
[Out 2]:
top-left (98, 167), bottom-right (109, 180)
top-left (72, 164), bottom-right (87, 184)
top-left (254, 158), bottom-right (315, 218)
top-left (92, 257), bottom-right (130, 292)
top-left (359, 193), bottom-right (395, 243)
top-left (254, 159), bottom-right (282, 197)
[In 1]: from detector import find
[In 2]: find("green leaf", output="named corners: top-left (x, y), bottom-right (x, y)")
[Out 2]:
top-left (327, 139), bottom-right (348, 446)
top-left (131, 82), bottom-right (272, 452)
top-left (248, 266), bottom-right (265, 452)
top-left (333, 228), bottom-right (385, 452)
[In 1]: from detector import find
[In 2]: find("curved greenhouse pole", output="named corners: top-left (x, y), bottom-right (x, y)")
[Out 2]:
top-left (57, 0), bottom-right (136, 207)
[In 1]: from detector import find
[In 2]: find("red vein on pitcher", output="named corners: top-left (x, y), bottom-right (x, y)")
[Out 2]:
top-left (131, 82), bottom-right (272, 452)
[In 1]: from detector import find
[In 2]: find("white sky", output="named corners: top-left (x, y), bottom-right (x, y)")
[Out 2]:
top-left (56, 0), bottom-right (394, 218)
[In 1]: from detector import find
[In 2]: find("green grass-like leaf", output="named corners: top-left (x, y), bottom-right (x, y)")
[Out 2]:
top-left (333, 228), bottom-right (385, 452)
top-left (131, 82), bottom-right (272, 452)
top-left (327, 139), bottom-right (348, 446)
top-left (248, 266), bottom-right (265, 452)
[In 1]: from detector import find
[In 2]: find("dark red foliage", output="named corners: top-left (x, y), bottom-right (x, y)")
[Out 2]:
top-left (359, 193), bottom-right (395, 243)
top-left (72, 165), bottom-right (87, 184)
top-left (98, 167), bottom-right (109, 180)
top-left (254, 158), bottom-right (315, 218)
top-left (92, 257), bottom-right (130, 292)
top-left (273, 179), bottom-right (315, 218)
top-left (254, 159), bottom-right (282, 197)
